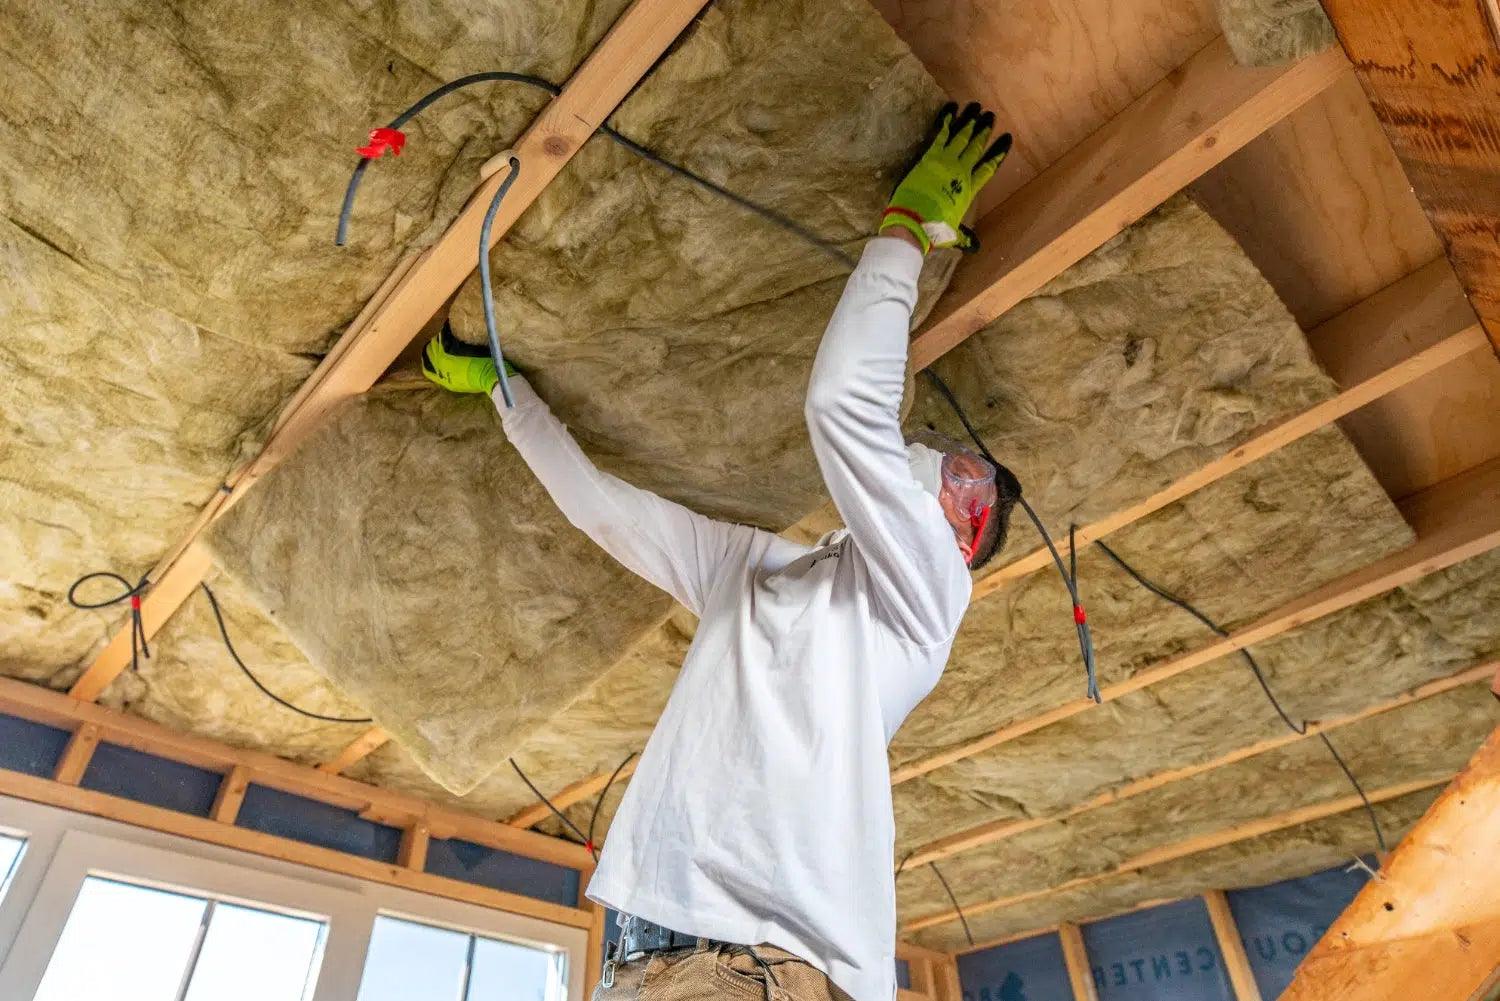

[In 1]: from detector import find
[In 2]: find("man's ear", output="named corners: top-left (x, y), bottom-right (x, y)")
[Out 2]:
top-left (968, 496), bottom-right (1014, 571)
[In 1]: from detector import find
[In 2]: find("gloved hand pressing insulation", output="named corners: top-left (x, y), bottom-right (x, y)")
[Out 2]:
top-left (421, 322), bottom-right (517, 394)
top-left (880, 101), bottom-right (1012, 254)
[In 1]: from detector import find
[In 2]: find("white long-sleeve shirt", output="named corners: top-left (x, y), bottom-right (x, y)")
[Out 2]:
top-left (495, 238), bottom-right (970, 1001)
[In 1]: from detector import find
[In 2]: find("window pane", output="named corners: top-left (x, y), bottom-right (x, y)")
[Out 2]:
top-left (183, 902), bottom-right (327, 1001)
top-left (356, 915), bottom-right (470, 1001)
top-left (34, 876), bottom-right (207, 1001)
top-left (0, 833), bottom-right (25, 906)
top-left (468, 935), bottom-right (563, 1001)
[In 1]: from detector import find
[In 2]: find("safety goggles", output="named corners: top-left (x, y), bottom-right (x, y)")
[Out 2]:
top-left (907, 432), bottom-right (999, 566)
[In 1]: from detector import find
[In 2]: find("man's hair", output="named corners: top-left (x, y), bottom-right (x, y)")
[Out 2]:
top-left (968, 464), bottom-right (1020, 572)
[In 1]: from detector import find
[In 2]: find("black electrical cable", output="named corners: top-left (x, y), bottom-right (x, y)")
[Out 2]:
top-left (509, 758), bottom-right (593, 851)
top-left (587, 751), bottom-right (637, 852)
top-left (1092, 539), bottom-right (1388, 853)
top-left (199, 582), bottom-right (374, 724)
top-left (929, 862), bottom-right (975, 947)
top-left (922, 369), bottom-right (1100, 702)
top-left (67, 571), bottom-right (152, 676)
top-left (338, 73), bottom-right (855, 267)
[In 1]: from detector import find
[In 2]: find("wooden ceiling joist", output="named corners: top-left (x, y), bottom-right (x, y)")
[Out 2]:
top-left (893, 455), bottom-right (1500, 785)
top-left (1319, 0), bottom-right (1500, 357)
top-left (1281, 726), bottom-right (1500, 1001)
top-left (66, 0), bottom-right (714, 706)
top-left (902, 773), bottom-right (1452, 934)
top-left (908, 36), bottom-right (1348, 370)
top-left (900, 659), bottom-right (1498, 870)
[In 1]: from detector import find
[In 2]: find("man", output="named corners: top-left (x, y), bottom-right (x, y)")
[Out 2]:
top-left (424, 102), bottom-right (1013, 1001)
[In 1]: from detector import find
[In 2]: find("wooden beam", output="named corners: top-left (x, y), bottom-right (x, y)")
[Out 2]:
top-left (1204, 890), bottom-right (1264, 1001)
top-left (0, 766), bottom-right (592, 930)
top-left (1319, 0), bottom-right (1500, 356)
top-left (507, 758), bottom-right (640, 829)
top-left (52, 723), bottom-right (100, 786)
top-left (66, 0), bottom-right (714, 705)
top-left (894, 456), bottom-right (1500, 785)
top-left (210, 764), bottom-right (251, 824)
top-left (319, 727), bottom-right (390, 776)
top-left (1281, 726), bottom-right (1500, 1001)
top-left (1058, 923), bottom-right (1100, 1001)
top-left (398, 821), bottom-right (431, 871)
top-left (902, 773), bottom-right (1450, 933)
top-left (0, 675), bottom-right (592, 871)
top-left (900, 660), bottom-right (1497, 869)
top-left (970, 262), bottom-right (1485, 603)
top-left (909, 37), bottom-right (1347, 370)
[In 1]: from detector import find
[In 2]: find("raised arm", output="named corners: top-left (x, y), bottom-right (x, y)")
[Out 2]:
top-left (805, 101), bottom-right (1011, 646)
top-left (496, 378), bottom-right (750, 617)
top-left (421, 325), bottom-right (747, 615)
top-left (804, 238), bottom-right (971, 645)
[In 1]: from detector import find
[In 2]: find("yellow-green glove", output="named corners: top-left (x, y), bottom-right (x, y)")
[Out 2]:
top-left (421, 322), bottom-right (517, 394)
top-left (881, 102), bottom-right (1012, 254)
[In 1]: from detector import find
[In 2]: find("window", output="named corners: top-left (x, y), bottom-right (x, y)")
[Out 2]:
top-left (355, 914), bottom-right (567, 1001)
top-left (31, 876), bottom-right (326, 1001)
top-left (0, 833), bottom-right (25, 907)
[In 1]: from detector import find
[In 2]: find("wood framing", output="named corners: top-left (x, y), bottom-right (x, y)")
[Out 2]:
top-left (1204, 890), bottom-right (1264, 1001)
top-left (908, 36), bottom-right (1347, 369)
top-left (210, 765), bottom-right (251, 824)
top-left (1319, 0), bottom-right (1500, 355)
top-left (894, 455), bottom-right (1500, 784)
top-left (901, 660), bottom-right (1496, 869)
top-left (970, 258), bottom-right (1484, 601)
top-left (319, 728), bottom-right (391, 777)
top-left (0, 766), bottom-right (591, 930)
top-left (515, 260), bottom-right (1486, 828)
top-left (1058, 922), bottom-right (1100, 1001)
top-left (0, 675), bottom-right (592, 872)
top-left (508, 759), bottom-right (641, 829)
top-left (902, 773), bottom-right (1450, 933)
top-left (1280, 725), bottom-right (1500, 1000)
top-left (398, 822), bottom-right (431, 871)
top-left (66, 0), bottom-right (715, 706)
top-left (52, 723), bottom-right (100, 786)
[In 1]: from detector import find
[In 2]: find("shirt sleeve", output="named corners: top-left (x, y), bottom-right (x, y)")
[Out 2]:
top-left (495, 377), bottom-right (749, 617)
top-left (803, 238), bottom-right (973, 646)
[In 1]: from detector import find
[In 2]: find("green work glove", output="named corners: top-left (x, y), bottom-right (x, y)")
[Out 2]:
top-left (881, 102), bottom-right (1012, 254)
top-left (421, 322), bottom-right (516, 394)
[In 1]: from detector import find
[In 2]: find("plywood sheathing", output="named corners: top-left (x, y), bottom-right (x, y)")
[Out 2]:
top-left (0, 0), bottom-right (635, 686)
top-left (206, 0), bottom-right (952, 793)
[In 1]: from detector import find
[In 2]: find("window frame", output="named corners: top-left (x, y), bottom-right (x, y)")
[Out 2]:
top-left (0, 796), bottom-right (587, 1001)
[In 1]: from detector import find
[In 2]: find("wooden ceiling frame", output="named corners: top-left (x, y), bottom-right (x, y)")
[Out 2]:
top-left (901, 772), bottom-right (1452, 934)
top-left (65, 0), bottom-right (716, 706)
top-left (513, 288), bottom-right (1488, 822)
top-left (899, 659), bottom-right (1498, 871)
top-left (499, 46), bottom-right (1487, 828)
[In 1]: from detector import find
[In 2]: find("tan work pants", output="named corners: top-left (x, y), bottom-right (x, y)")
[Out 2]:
top-left (594, 942), bottom-right (853, 1001)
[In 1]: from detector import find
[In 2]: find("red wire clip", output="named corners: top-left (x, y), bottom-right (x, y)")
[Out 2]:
top-left (1073, 604), bottom-right (1087, 625)
top-left (130, 594), bottom-right (142, 612)
top-left (356, 127), bottom-right (406, 160)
